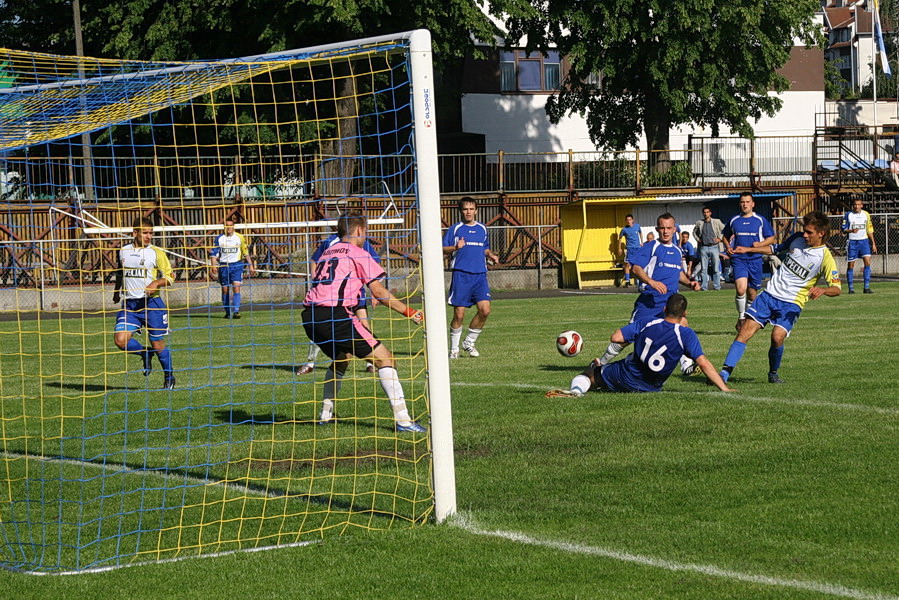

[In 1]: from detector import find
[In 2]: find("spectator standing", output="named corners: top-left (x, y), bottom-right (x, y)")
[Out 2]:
top-left (692, 206), bottom-right (725, 291)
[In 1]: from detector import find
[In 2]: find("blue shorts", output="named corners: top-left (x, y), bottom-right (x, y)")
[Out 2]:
top-left (731, 256), bottom-right (763, 290)
top-left (114, 296), bottom-right (170, 340)
top-left (629, 294), bottom-right (664, 328)
top-left (218, 262), bottom-right (245, 286)
top-left (744, 292), bottom-right (801, 336)
top-left (846, 239), bottom-right (872, 262)
top-left (624, 248), bottom-right (639, 264)
top-left (447, 271), bottom-right (491, 307)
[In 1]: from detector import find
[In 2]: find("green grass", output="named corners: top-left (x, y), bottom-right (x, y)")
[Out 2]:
top-left (2, 284), bottom-right (898, 598)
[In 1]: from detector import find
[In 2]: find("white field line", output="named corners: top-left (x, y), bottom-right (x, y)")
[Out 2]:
top-left (451, 382), bottom-right (899, 415)
top-left (453, 514), bottom-right (899, 600)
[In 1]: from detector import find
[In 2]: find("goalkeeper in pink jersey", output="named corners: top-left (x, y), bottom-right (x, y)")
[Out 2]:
top-left (301, 212), bottom-right (426, 433)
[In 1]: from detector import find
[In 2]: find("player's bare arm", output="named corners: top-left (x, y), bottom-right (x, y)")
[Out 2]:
top-left (631, 264), bottom-right (667, 294)
top-left (678, 270), bottom-right (700, 291)
top-left (145, 277), bottom-right (170, 295)
top-left (485, 248), bottom-right (499, 264)
top-left (368, 279), bottom-right (423, 323)
top-left (733, 243), bottom-right (773, 256)
top-left (808, 285), bottom-right (841, 300)
top-left (112, 255), bottom-right (124, 304)
top-left (696, 355), bottom-right (734, 392)
top-left (443, 238), bottom-right (465, 255)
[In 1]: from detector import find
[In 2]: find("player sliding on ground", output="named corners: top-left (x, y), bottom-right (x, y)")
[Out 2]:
top-left (112, 217), bottom-right (176, 390)
top-left (719, 211), bottom-right (841, 384)
top-left (301, 212), bottom-right (426, 432)
top-left (597, 212), bottom-right (702, 376)
top-left (546, 294), bottom-right (733, 396)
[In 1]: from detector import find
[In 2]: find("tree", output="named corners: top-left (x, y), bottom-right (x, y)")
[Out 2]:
top-left (505, 0), bottom-right (823, 163)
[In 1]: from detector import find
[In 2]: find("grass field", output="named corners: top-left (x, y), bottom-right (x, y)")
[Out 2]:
top-left (2, 282), bottom-right (898, 599)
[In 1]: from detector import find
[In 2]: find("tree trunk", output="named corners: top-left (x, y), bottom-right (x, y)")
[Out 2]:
top-left (643, 96), bottom-right (671, 174)
top-left (319, 61), bottom-right (359, 198)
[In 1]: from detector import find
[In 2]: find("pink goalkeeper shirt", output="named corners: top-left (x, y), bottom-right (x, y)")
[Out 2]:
top-left (304, 241), bottom-right (386, 307)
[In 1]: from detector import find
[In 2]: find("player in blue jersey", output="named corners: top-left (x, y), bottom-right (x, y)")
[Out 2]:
top-left (443, 197), bottom-right (500, 358)
top-left (296, 229), bottom-right (381, 375)
top-left (597, 213), bottom-right (701, 375)
top-left (112, 218), bottom-right (177, 389)
top-left (546, 294), bottom-right (733, 396)
top-left (617, 214), bottom-right (643, 287)
top-left (841, 198), bottom-right (878, 294)
top-left (724, 192), bottom-right (775, 331)
top-left (678, 230), bottom-right (697, 279)
top-left (210, 218), bottom-right (256, 319)
top-left (719, 211), bottom-right (841, 384)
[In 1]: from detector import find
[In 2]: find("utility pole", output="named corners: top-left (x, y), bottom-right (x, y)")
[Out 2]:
top-left (72, 0), bottom-right (95, 202)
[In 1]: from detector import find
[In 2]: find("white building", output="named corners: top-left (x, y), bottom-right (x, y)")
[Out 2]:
top-left (455, 18), bottom-right (825, 157)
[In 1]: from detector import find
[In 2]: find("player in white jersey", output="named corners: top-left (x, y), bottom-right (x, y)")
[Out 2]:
top-left (841, 199), bottom-right (877, 294)
top-left (210, 218), bottom-right (256, 318)
top-left (719, 211), bottom-right (841, 384)
top-left (112, 217), bottom-right (177, 389)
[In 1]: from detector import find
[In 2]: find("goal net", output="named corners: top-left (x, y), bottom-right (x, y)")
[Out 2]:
top-left (0, 30), bottom-right (454, 573)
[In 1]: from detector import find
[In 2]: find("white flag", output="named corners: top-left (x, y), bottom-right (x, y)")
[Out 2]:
top-left (874, 0), bottom-right (892, 77)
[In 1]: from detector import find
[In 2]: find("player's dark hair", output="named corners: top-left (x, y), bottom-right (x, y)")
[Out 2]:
top-left (132, 217), bottom-right (153, 230)
top-left (337, 211), bottom-right (367, 238)
top-left (803, 211), bottom-right (830, 233)
top-left (657, 212), bottom-right (675, 226)
top-left (224, 217), bottom-right (236, 226)
top-left (739, 191), bottom-right (754, 201)
top-left (665, 293), bottom-right (688, 318)
top-left (625, 213), bottom-right (634, 220)
top-left (458, 196), bottom-right (477, 210)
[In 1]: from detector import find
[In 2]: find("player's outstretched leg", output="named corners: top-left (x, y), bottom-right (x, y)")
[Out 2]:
top-left (545, 366), bottom-right (593, 398)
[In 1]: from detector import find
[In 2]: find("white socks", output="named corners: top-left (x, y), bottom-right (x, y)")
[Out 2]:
top-left (735, 294), bottom-right (747, 318)
top-left (378, 366), bottom-right (412, 424)
top-left (570, 375), bottom-right (591, 396)
top-left (306, 343), bottom-right (320, 365)
top-left (464, 327), bottom-right (482, 347)
top-left (449, 327), bottom-right (462, 352)
top-left (600, 342), bottom-right (624, 365)
top-left (320, 366), bottom-right (344, 421)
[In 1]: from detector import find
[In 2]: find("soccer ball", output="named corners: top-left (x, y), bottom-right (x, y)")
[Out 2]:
top-left (556, 330), bottom-right (584, 357)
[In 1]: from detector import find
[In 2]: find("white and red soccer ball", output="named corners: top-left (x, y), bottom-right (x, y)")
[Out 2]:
top-left (556, 330), bottom-right (584, 357)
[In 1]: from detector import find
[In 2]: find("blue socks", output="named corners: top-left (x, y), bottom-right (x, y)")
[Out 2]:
top-left (846, 269), bottom-right (854, 291)
top-left (863, 265), bottom-right (871, 289)
top-left (723, 341), bottom-right (747, 371)
top-left (155, 347), bottom-right (173, 375)
top-left (768, 345), bottom-right (784, 373)
top-left (126, 338), bottom-right (144, 354)
top-left (222, 291), bottom-right (231, 314)
top-left (233, 291), bottom-right (241, 312)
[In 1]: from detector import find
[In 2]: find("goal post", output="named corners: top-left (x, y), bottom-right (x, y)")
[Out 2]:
top-left (0, 29), bottom-right (455, 573)
top-left (408, 29), bottom-right (457, 523)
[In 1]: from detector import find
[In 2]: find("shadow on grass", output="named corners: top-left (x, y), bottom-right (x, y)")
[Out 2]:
top-left (214, 408), bottom-right (381, 433)
top-left (240, 363), bottom-right (301, 374)
top-left (540, 364), bottom-right (585, 372)
top-left (45, 381), bottom-right (131, 392)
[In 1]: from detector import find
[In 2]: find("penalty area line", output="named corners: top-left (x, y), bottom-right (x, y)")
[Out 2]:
top-left (452, 514), bottom-right (898, 600)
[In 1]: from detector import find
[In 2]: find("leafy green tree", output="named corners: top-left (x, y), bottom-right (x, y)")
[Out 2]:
top-left (505, 0), bottom-right (823, 162)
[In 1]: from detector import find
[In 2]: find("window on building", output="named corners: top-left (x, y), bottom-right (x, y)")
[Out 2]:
top-left (500, 50), bottom-right (562, 92)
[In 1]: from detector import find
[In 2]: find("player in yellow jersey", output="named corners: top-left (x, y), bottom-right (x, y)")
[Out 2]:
top-left (718, 211), bottom-right (841, 384)
top-left (841, 199), bottom-right (877, 294)
top-left (210, 218), bottom-right (256, 318)
top-left (112, 218), bottom-right (177, 389)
